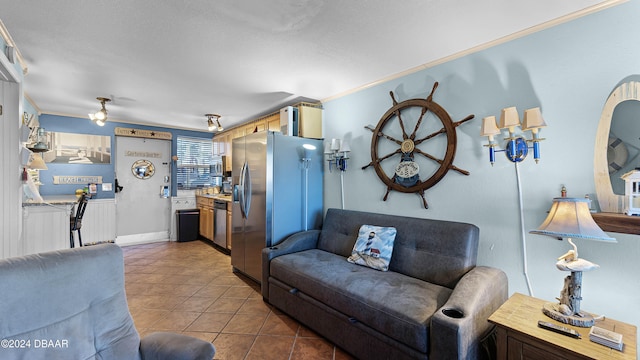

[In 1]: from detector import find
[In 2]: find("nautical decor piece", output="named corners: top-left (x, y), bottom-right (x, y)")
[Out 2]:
top-left (362, 82), bottom-right (474, 209)
top-left (622, 169), bottom-right (640, 215)
top-left (530, 197), bottom-right (616, 327)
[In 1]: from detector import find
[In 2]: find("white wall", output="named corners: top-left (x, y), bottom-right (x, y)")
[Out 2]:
top-left (322, 1), bottom-right (640, 330)
top-left (0, 49), bottom-right (24, 259)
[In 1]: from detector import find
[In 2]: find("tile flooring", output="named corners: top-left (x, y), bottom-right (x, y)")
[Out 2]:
top-left (123, 240), bottom-right (354, 360)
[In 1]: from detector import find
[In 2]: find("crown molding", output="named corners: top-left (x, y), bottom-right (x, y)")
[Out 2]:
top-left (322, 0), bottom-right (627, 103)
top-left (0, 19), bottom-right (28, 75)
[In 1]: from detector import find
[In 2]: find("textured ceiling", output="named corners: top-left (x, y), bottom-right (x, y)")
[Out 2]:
top-left (0, 0), bottom-right (618, 131)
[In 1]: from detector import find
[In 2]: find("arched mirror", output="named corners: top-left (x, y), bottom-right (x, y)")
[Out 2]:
top-left (594, 80), bottom-right (640, 213)
top-left (131, 159), bottom-right (155, 180)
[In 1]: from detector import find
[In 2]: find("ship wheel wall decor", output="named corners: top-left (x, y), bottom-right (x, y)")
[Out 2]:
top-left (362, 82), bottom-right (474, 209)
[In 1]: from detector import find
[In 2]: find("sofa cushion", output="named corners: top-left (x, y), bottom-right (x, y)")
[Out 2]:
top-left (270, 249), bottom-right (453, 353)
top-left (317, 208), bottom-right (479, 288)
top-left (347, 224), bottom-right (396, 271)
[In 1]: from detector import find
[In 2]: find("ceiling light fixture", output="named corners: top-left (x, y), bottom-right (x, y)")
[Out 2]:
top-left (89, 97), bottom-right (111, 126)
top-left (205, 114), bottom-right (223, 132)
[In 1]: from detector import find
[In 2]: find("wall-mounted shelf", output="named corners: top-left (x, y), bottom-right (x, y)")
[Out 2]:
top-left (592, 212), bottom-right (640, 235)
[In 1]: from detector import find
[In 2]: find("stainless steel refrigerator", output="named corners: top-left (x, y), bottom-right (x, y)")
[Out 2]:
top-left (231, 131), bottom-right (324, 282)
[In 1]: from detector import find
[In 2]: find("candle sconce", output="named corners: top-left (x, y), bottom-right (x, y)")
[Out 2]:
top-left (324, 138), bottom-right (350, 172)
top-left (481, 107), bottom-right (546, 165)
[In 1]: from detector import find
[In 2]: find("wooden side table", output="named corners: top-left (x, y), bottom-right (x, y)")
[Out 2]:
top-left (488, 293), bottom-right (637, 360)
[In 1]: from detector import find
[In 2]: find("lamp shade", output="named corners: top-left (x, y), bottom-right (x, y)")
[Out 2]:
top-left (480, 116), bottom-right (500, 138)
top-left (29, 153), bottom-right (48, 170)
top-left (339, 140), bottom-right (351, 153)
top-left (498, 107), bottom-right (520, 130)
top-left (530, 198), bottom-right (616, 242)
top-left (522, 107), bottom-right (547, 133)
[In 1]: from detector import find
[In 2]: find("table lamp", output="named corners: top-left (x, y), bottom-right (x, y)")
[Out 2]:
top-left (530, 197), bottom-right (616, 327)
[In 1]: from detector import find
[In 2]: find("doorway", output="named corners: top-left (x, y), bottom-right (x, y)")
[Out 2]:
top-left (115, 136), bottom-right (171, 245)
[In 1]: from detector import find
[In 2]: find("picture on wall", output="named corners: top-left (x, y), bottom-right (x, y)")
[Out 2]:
top-left (43, 132), bottom-right (111, 164)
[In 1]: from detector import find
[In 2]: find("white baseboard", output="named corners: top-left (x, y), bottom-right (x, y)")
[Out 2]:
top-left (116, 231), bottom-right (170, 246)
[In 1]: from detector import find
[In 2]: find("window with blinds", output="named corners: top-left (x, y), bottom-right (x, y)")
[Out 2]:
top-left (176, 136), bottom-right (213, 189)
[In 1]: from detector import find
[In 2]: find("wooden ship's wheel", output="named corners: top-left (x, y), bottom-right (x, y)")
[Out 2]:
top-left (362, 82), bottom-right (474, 208)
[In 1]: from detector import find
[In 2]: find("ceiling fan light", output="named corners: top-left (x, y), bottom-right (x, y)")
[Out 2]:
top-left (216, 119), bottom-right (223, 131)
top-left (96, 119), bottom-right (106, 126)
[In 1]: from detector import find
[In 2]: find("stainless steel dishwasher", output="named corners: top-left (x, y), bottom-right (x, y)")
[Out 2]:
top-left (213, 200), bottom-right (228, 249)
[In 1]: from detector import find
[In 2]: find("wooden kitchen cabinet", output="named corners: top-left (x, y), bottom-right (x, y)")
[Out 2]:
top-left (196, 196), bottom-right (214, 241)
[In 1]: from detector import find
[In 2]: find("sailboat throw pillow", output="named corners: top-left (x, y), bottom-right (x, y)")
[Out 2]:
top-left (347, 224), bottom-right (397, 271)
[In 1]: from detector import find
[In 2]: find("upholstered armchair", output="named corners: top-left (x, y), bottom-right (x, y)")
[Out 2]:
top-left (0, 244), bottom-right (215, 360)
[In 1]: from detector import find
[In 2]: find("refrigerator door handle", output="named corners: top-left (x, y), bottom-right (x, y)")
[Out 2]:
top-left (239, 161), bottom-right (246, 219)
top-left (244, 161), bottom-right (252, 218)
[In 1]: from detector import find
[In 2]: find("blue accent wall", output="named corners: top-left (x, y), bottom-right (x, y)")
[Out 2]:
top-left (38, 114), bottom-right (212, 198)
top-left (322, 1), bottom-right (640, 329)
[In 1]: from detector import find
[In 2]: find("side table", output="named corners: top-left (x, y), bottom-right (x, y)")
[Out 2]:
top-left (488, 293), bottom-right (637, 360)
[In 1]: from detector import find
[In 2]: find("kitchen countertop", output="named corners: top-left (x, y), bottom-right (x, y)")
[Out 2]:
top-left (196, 194), bottom-right (233, 202)
top-left (23, 195), bottom-right (79, 207)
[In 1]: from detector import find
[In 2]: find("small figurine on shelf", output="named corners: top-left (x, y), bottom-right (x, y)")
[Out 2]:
top-left (561, 185), bottom-right (567, 198)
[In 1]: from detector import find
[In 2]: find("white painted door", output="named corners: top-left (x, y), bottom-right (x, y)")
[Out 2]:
top-left (115, 136), bottom-right (171, 245)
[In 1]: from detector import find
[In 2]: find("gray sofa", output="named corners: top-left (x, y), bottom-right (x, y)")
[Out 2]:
top-left (0, 243), bottom-right (215, 360)
top-left (262, 208), bottom-right (508, 360)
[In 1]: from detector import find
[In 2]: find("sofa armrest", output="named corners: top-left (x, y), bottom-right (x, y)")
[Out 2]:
top-left (430, 266), bottom-right (508, 360)
top-left (140, 332), bottom-right (215, 360)
top-left (261, 229), bottom-right (321, 299)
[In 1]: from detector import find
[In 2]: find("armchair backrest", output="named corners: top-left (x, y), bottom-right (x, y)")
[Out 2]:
top-left (0, 244), bottom-right (142, 359)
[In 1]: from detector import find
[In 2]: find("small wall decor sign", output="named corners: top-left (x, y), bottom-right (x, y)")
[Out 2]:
top-left (115, 127), bottom-right (172, 140)
top-left (53, 176), bottom-right (103, 185)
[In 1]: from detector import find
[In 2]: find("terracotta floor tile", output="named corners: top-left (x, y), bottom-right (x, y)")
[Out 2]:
top-left (245, 335), bottom-right (295, 360)
top-left (179, 296), bottom-right (217, 312)
top-left (237, 298), bottom-right (272, 315)
top-left (222, 313), bottom-right (268, 335)
top-left (212, 333), bottom-right (256, 360)
top-left (260, 313), bottom-right (299, 336)
top-left (221, 286), bottom-right (254, 299)
top-left (206, 297), bottom-right (246, 313)
top-left (147, 310), bottom-right (201, 331)
top-left (290, 337), bottom-right (335, 360)
top-left (186, 312), bottom-right (233, 333)
top-left (124, 240), bottom-right (347, 360)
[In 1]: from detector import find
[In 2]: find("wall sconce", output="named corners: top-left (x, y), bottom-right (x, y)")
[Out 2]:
top-left (481, 107), bottom-right (547, 165)
top-left (324, 138), bottom-right (350, 209)
top-left (324, 138), bottom-right (350, 172)
top-left (481, 106), bottom-right (548, 297)
top-left (205, 114), bottom-right (223, 132)
top-left (88, 97), bottom-right (111, 126)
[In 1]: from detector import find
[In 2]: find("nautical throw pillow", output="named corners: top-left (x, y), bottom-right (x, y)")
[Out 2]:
top-left (347, 224), bottom-right (397, 271)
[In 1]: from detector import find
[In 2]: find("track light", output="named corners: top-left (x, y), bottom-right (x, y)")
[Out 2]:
top-left (89, 97), bottom-right (111, 126)
top-left (205, 114), bottom-right (222, 132)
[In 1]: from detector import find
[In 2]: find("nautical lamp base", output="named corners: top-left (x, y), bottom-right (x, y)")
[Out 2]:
top-left (542, 302), bottom-right (595, 327)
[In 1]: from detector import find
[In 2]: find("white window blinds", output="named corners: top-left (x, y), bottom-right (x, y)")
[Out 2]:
top-left (176, 136), bottom-right (213, 189)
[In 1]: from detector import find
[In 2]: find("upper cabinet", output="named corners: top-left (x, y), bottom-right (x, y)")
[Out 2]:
top-left (212, 102), bottom-right (323, 172)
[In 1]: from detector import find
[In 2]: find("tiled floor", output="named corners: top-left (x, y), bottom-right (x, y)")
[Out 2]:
top-left (123, 240), bottom-right (354, 360)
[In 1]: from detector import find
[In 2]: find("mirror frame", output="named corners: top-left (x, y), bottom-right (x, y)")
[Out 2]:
top-left (594, 80), bottom-right (640, 213)
top-left (131, 159), bottom-right (155, 180)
